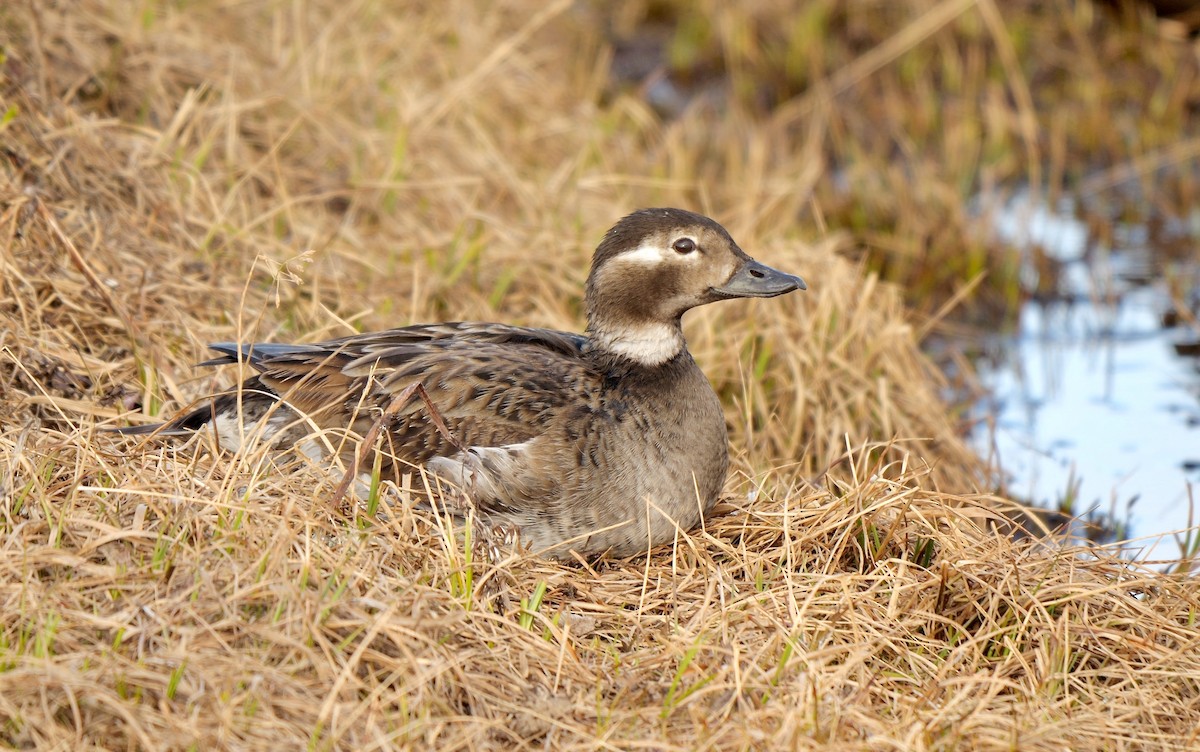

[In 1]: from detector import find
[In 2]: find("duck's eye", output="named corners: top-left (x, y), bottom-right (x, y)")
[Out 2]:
top-left (672, 238), bottom-right (697, 255)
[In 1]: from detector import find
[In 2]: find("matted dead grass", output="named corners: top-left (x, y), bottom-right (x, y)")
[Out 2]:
top-left (2, 1), bottom-right (1199, 750)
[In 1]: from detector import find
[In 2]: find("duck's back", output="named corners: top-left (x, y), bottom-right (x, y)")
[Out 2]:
top-left (187, 323), bottom-right (591, 458)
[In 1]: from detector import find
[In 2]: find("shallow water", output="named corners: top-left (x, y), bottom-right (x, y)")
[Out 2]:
top-left (972, 192), bottom-right (1200, 560)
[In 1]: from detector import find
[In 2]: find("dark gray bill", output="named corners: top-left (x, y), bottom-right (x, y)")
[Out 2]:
top-left (711, 259), bottom-right (806, 299)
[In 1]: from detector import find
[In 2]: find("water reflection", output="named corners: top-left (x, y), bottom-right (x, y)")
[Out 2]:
top-left (974, 192), bottom-right (1200, 560)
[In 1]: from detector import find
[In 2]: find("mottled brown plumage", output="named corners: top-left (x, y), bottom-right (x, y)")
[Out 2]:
top-left (116, 208), bottom-right (805, 558)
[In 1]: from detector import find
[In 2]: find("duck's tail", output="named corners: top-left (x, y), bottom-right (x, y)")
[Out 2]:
top-left (107, 377), bottom-right (286, 446)
top-left (108, 341), bottom-right (295, 439)
top-left (107, 400), bottom-right (226, 437)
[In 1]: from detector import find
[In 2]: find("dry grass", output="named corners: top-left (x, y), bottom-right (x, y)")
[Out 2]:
top-left (2, 1), bottom-right (1199, 749)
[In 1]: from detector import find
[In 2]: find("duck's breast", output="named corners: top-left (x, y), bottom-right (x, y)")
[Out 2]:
top-left (528, 355), bottom-right (729, 556)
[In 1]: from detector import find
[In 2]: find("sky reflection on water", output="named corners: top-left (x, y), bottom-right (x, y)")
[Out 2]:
top-left (974, 193), bottom-right (1200, 560)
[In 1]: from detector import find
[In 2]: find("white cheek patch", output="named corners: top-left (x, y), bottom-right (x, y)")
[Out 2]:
top-left (617, 241), bottom-right (670, 265)
top-left (616, 238), bottom-right (701, 265)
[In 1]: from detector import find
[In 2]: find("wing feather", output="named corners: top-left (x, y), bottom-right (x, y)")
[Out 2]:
top-left (210, 323), bottom-right (597, 464)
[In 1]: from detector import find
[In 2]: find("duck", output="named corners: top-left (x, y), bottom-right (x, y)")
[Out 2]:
top-left (115, 208), bottom-right (806, 558)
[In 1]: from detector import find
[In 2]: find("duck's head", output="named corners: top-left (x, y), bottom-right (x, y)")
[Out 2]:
top-left (584, 208), bottom-right (806, 367)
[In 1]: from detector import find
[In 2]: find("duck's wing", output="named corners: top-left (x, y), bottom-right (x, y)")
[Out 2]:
top-left (112, 323), bottom-right (600, 515)
top-left (196, 322), bottom-right (596, 461)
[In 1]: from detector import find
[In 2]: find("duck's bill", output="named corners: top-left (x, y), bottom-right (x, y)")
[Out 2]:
top-left (711, 259), bottom-right (807, 299)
